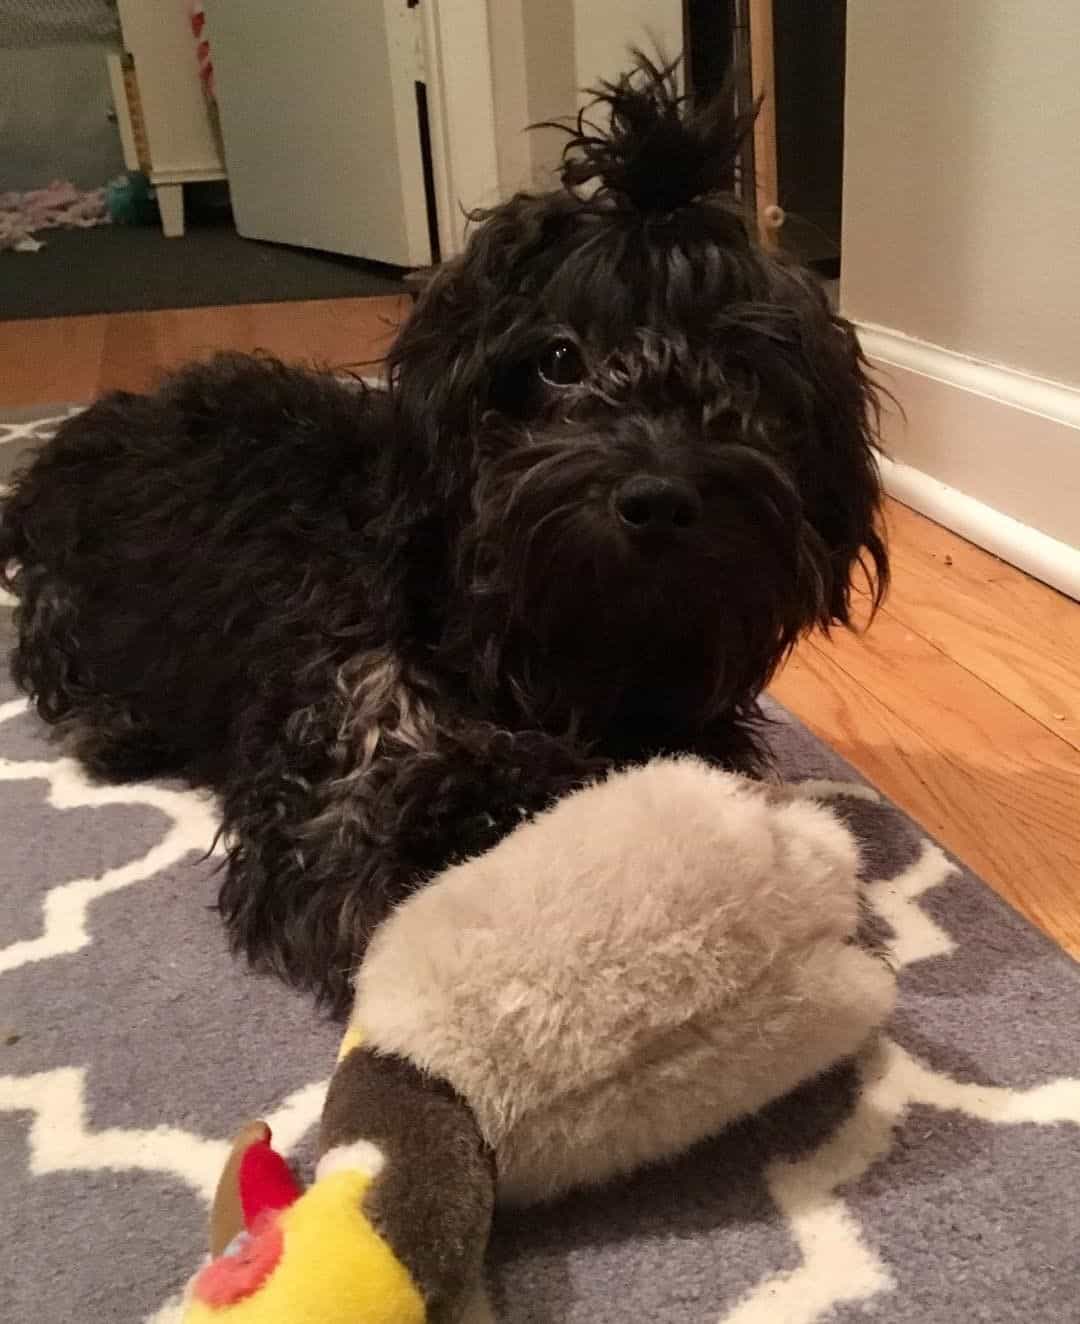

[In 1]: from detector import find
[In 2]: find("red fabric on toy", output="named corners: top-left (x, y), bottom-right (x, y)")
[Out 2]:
top-left (238, 1138), bottom-right (302, 1230)
top-left (193, 1215), bottom-right (286, 1308)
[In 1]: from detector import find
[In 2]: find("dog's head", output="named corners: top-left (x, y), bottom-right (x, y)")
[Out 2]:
top-left (385, 55), bottom-right (887, 739)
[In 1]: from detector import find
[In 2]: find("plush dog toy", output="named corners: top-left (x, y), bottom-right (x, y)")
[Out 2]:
top-left (183, 758), bottom-right (895, 1323)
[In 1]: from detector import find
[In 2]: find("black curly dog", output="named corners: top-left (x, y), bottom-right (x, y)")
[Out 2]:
top-left (1, 58), bottom-right (887, 1015)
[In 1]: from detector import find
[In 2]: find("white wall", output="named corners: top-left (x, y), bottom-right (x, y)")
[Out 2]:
top-left (843, 2), bottom-right (1080, 388)
top-left (487, 0), bottom-right (683, 194)
top-left (571, 0), bottom-right (683, 100)
top-left (843, 0), bottom-right (1080, 584)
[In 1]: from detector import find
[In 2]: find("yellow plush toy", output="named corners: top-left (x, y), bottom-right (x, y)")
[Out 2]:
top-left (183, 1028), bottom-right (494, 1324)
top-left (184, 760), bottom-right (896, 1323)
top-left (185, 1133), bottom-right (429, 1324)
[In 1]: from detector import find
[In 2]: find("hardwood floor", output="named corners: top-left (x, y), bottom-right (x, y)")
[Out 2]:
top-left (0, 296), bottom-right (409, 406)
top-left (771, 505), bottom-right (1080, 956)
top-left (2, 298), bottom-right (1078, 956)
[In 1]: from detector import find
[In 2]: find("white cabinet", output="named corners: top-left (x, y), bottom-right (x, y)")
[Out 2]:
top-left (108, 0), bottom-right (227, 237)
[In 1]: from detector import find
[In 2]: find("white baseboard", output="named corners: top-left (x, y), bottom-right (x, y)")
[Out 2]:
top-left (855, 323), bottom-right (1080, 601)
top-left (877, 454), bottom-right (1080, 601)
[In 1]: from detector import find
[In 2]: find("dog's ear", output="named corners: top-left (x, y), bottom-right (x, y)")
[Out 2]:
top-left (802, 311), bottom-right (890, 629)
top-left (385, 255), bottom-right (474, 477)
top-left (386, 193), bottom-right (576, 496)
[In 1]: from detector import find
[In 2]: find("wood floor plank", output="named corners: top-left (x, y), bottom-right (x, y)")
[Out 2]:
top-left (98, 308), bottom-right (164, 397)
top-left (0, 295), bottom-right (409, 406)
top-left (0, 313), bottom-right (106, 407)
top-left (772, 614), bottom-right (1080, 958)
top-left (881, 501), bottom-right (1080, 751)
top-left (248, 295), bottom-right (408, 375)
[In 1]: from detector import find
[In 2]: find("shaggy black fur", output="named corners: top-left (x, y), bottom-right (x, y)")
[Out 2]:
top-left (1, 56), bottom-right (887, 1015)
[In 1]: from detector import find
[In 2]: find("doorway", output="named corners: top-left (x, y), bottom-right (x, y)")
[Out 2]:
top-left (685, 0), bottom-right (847, 277)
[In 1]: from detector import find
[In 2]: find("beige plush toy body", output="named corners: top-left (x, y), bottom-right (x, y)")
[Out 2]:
top-left (185, 759), bottom-right (895, 1323)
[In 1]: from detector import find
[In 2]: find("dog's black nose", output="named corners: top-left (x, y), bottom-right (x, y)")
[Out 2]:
top-left (613, 475), bottom-right (702, 535)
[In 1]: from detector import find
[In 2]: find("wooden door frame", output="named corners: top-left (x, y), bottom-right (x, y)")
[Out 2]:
top-left (747, 0), bottom-right (782, 248)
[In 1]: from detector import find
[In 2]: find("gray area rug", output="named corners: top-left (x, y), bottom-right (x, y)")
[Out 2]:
top-left (1, 409), bottom-right (1079, 1323)
top-left (0, 223), bottom-right (406, 321)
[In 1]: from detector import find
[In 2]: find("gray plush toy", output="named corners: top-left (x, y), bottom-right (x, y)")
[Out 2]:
top-left (185, 758), bottom-right (895, 1324)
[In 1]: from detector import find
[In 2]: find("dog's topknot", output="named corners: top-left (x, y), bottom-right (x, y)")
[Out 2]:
top-left (556, 51), bottom-right (755, 216)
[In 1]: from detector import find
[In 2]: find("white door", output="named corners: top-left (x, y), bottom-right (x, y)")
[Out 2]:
top-left (204, 0), bottom-right (434, 267)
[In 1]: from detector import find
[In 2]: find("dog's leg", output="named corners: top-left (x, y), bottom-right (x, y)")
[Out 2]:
top-left (3, 518), bottom-right (187, 782)
top-left (216, 671), bottom-right (604, 1015)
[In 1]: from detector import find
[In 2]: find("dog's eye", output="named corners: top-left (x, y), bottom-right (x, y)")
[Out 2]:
top-left (537, 340), bottom-right (585, 388)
